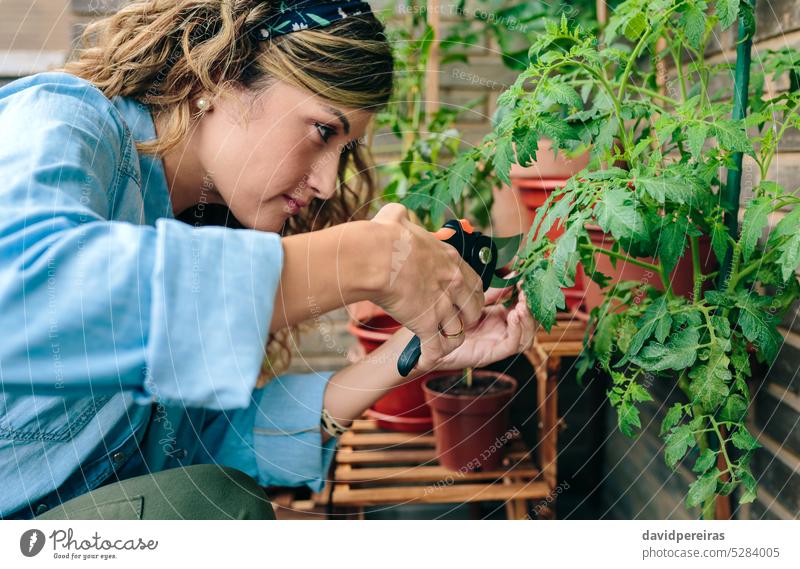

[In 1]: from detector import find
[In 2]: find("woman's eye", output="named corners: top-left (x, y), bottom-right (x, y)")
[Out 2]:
top-left (314, 122), bottom-right (336, 143)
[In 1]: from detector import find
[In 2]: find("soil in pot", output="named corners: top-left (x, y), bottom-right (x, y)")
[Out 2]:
top-left (423, 370), bottom-right (518, 472)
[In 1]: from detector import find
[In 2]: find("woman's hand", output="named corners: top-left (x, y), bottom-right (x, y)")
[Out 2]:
top-left (369, 203), bottom-right (486, 371)
top-left (319, 286), bottom-right (536, 442)
top-left (421, 287), bottom-right (537, 372)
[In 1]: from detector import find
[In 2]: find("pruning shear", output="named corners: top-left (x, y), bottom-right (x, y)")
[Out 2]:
top-left (396, 218), bottom-right (523, 377)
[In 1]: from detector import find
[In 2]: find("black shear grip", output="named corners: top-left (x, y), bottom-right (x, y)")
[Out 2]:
top-left (396, 219), bottom-right (498, 377)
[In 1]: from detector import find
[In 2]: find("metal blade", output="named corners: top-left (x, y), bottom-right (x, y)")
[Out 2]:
top-left (492, 233), bottom-right (523, 267)
top-left (490, 272), bottom-right (521, 288)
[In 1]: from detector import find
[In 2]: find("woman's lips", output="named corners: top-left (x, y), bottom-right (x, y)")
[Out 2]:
top-left (282, 194), bottom-right (306, 215)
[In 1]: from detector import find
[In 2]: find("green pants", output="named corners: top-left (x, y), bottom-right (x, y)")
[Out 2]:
top-left (35, 465), bottom-right (276, 520)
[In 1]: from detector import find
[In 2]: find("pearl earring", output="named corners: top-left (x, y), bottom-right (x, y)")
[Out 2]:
top-left (196, 98), bottom-right (210, 111)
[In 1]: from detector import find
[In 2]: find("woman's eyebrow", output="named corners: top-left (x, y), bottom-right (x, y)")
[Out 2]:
top-left (324, 105), bottom-right (350, 135)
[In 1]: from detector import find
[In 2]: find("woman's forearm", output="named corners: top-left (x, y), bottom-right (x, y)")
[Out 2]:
top-left (270, 220), bottom-right (390, 333)
top-left (319, 326), bottom-right (425, 443)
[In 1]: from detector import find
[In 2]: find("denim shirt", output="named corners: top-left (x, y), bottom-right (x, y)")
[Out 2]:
top-left (0, 72), bottom-right (338, 519)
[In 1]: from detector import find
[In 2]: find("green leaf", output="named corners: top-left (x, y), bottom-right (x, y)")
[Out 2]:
top-left (658, 212), bottom-right (690, 273)
top-left (595, 187), bottom-right (646, 242)
top-left (537, 114), bottom-right (581, 146)
top-left (686, 123), bottom-right (709, 160)
top-left (430, 178), bottom-right (449, 223)
top-left (551, 219), bottom-right (585, 287)
top-left (402, 173), bottom-right (438, 210)
top-left (618, 401), bottom-right (641, 437)
top-left (623, 12), bottom-right (647, 42)
top-left (716, 0), bottom-right (740, 30)
top-left (629, 382), bottom-right (653, 403)
top-left (735, 290), bottom-right (782, 360)
top-left (523, 261), bottom-right (565, 332)
top-left (628, 297), bottom-right (671, 356)
top-left (630, 325), bottom-right (700, 372)
top-left (693, 448), bottom-right (717, 474)
top-left (719, 393), bottom-right (748, 423)
top-left (595, 116), bottom-right (619, 156)
top-left (731, 426), bottom-right (761, 451)
top-left (688, 351), bottom-right (732, 412)
top-left (686, 468), bottom-right (721, 508)
top-left (665, 425), bottom-right (695, 469)
top-left (447, 158), bottom-right (476, 202)
top-left (682, 6), bottom-right (707, 49)
top-left (710, 220), bottom-right (729, 265)
top-left (661, 403), bottom-right (684, 436)
top-left (636, 176), bottom-right (697, 204)
top-left (655, 115), bottom-right (679, 143)
top-left (737, 466), bottom-right (758, 504)
top-left (493, 134), bottom-right (515, 186)
top-left (776, 230), bottom-right (800, 282)
top-left (532, 195), bottom-right (571, 247)
top-left (740, 196), bottom-right (773, 262)
top-left (544, 82), bottom-right (583, 109)
top-left (713, 118), bottom-right (753, 153)
top-left (593, 313), bottom-right (619, 369)
top-left (772, 206), bottom-right (800, 282)
top-left (513, 127), bottom-right (540, 167)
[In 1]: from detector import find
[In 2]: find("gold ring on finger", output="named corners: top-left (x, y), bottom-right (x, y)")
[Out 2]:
top-left (438, 316), bottom-right (464, 339)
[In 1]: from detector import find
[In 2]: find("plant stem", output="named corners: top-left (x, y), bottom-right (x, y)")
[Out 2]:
top-left (658, 261), bottom-right (674, 299)
top-left (670, 43), bottom-right (688, 102)
top-left (581, 243), bottom-right (661, 272)
top-left (724, 243), bottom-right (743, 295)
top-left (690, 235), bottom-right (702, 303)
top-left (678, 373), bottom-right (716, 520)
top-left (729, 245), bottom-right (783, 289)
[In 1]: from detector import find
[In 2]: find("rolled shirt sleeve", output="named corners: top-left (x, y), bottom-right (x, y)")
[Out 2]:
top-left (0, 72), bottom-right (282, 410)
top-left (252, 372), bottom-right (338, 492)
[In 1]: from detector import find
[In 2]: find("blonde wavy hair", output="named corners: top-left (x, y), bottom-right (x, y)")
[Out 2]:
top-left (62, 0), bottom-right (394, 385)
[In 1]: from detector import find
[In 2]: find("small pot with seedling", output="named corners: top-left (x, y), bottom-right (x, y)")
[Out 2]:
top-left (423, 367), bottom-right (518, 472)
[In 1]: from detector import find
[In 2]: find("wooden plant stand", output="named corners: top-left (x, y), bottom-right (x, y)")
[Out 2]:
top-left (303, 313), bottom-right (588, 520)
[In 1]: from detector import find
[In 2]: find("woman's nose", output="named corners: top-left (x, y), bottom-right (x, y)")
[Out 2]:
top-left (306, 154), bottom-right (340, 201)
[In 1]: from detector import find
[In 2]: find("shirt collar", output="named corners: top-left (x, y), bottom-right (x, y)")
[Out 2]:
top-left (110, 96), bottom-right (174, 224)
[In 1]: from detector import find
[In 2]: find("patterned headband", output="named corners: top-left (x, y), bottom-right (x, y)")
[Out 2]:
top-left (252, 0), bottom-right (374, 41)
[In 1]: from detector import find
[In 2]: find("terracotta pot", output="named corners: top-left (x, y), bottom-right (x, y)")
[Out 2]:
top-left (347, 303), bottom-right (434, 432)
top-left (423, 370), bottom-right (518, 472)
top-left (583, 226), bottom-right (717, 311)
top-left (510, 138), bottom-right (590, 180)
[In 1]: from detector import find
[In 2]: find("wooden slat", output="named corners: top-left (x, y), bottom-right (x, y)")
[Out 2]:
top-left (332, 481), bottom-right (551, 506)
top-left (339, 431), bottom-right (435, 447)
top-left (336, 448), bottom-right (437, 465)
top-left (334, 464), bottom-right (541, 484)
top-left (536, 340), bottom-right (586, 357)
top-left (350, 418), bottom-right (380, 431)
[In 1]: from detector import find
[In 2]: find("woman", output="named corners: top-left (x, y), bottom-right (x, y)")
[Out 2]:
top-left (0, 0), bottom-right (535, 520)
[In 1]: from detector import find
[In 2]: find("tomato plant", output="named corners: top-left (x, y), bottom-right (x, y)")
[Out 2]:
top-left (401, 0), bottom-right (800, 518)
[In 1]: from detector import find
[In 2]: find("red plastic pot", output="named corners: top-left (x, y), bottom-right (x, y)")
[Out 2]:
top-left (422, 370), bottom-right (518, 472)
top-left (583, 226), bottom-right (717, 312)
top-left (347, 304), bottom-right (434, 432)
